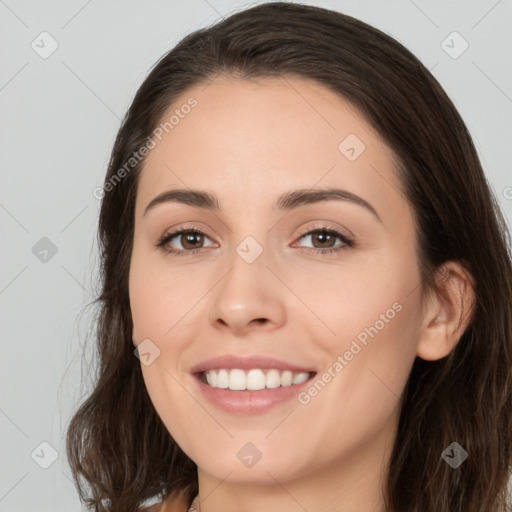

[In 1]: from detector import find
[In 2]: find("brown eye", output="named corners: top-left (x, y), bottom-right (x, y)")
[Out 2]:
top-left (294, 227), bottom-right (354, 254)
top-left (179, 231), bottom-right (204, 250)
top-left (156, 228), bottom-right (216, 255)
top-left (309, 230), bottom-right (337, 249)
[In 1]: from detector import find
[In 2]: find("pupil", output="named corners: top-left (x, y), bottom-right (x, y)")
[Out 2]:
top-left (314, 232), bottom-right (333, 247)
top-left (184, 232), bottom-right (201, 249)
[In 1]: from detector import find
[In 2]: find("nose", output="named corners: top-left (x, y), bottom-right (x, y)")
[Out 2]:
top-left (208, 245), bottom-right (286, 336)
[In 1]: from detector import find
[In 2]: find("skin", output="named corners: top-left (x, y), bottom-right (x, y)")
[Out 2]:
top-left (129, 75), bottom-right (475, 512)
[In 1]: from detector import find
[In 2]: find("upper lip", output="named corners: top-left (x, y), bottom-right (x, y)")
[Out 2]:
top-left (190, 355), bottom-right (316, 374)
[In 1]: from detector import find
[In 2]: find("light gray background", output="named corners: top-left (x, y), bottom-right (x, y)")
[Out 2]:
top-left (1, 1), bottom-right (511, 510)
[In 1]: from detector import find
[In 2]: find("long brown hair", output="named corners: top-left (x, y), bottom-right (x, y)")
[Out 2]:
top-left (66, 2), bottom-right (512, 511)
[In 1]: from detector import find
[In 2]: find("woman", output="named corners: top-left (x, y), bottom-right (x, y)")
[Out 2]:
top-left (66, 2), bottom-right (512, 511)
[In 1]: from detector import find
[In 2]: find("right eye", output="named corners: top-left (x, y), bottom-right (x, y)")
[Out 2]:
top-left (156, 227), bottom-right (217, 256)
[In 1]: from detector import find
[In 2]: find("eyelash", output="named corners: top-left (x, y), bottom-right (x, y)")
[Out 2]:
top-left (156, 225), bottom-right (355, 257)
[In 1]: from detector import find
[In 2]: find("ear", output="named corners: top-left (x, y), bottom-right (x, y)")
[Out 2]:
top-left (416, 260), bottom-right (476, 361)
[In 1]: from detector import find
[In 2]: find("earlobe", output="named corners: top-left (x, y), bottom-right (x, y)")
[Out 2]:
top-left (416, 261), bottom-right (476, 361)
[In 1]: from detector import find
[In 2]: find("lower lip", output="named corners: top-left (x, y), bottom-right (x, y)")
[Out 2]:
top-left (193, 373), bottom-right (316, 415)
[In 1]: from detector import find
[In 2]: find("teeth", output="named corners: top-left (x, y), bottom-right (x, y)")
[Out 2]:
top-left (203, 368), bottom-right (312, 390)
top-left (216, 369), bottom-right (229, 389)
top-left (229, 369), bottom-right (246, 390)
top-left (265, 369), bottom-right (281, 389)
top-left (247, 369), bottom-right (266, 390)
top-left (292, 371), bottom-right (309, 385)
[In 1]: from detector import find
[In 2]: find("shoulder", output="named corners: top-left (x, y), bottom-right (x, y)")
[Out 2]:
top-left (141, 488), bottom-right (192, 512)
top-left (142, 504), bottom-right (162, 512)
top-left (141, 503), bottom-right (162, 512)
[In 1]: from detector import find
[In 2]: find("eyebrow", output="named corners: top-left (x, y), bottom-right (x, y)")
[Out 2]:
top-left (143, 187), bottom-right (382, 223)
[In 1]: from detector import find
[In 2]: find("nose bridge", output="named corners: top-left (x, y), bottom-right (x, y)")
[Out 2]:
top-left (208, 229), bottom-right (285, 332)
top-left (223, 203), bottom-right (273, 271)
top-left (221, 232), bottom-right (269, 305)
top-left (235, 234), bottom-right (266, 265)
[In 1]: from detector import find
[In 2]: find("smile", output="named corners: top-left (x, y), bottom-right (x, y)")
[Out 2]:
top-left (193, 369), bottom-right (317, 415)
top-left (201, 368), bottom-right (313, 390)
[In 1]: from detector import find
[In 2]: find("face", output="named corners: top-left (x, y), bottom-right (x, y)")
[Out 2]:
top-left (129, 75), bottom-right (425, 488)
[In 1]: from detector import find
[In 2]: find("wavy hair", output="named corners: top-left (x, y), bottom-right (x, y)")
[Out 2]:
top-left (66, 2), bottom-right (512, 511)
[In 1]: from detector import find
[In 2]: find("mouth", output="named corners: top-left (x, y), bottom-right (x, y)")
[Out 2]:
top-left (192, 368), bottom-right (317, 415)
top-left (189, 354), bottom-right (317, 414)
top-left (195, 368), bottom-right (317, 391)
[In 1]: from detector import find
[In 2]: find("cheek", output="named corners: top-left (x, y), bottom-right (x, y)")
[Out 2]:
top-left (129, 251), bottom-right (202, 416)
top-left (314, 288), bottom-right (420, 426)
top-left (130, 259), bottom-right (196, 431)
top-left (292, 303), bottom-right (420, 465)
top-left (303, 252), bottom-right (422, 407)
top-left (129, 249), bottom-right (199, 343)
top-left (295, 255), bottom-right (417, 351)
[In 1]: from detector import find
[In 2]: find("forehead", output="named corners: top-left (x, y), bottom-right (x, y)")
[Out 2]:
top-left (135, 75), bottom-right (407, 219)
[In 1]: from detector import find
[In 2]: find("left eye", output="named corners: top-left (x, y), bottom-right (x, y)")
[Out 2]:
top-left (156, 227), bottom-right (354, 256)
top-left (293, 228), bottom-right (354, 253)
